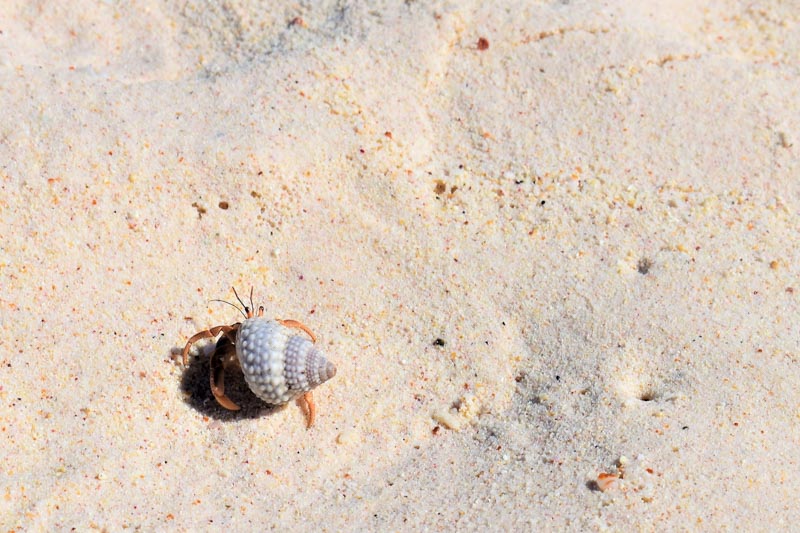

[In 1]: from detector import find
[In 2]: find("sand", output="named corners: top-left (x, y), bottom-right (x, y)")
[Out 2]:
top-left (1, 1), bottom-right (798, 530)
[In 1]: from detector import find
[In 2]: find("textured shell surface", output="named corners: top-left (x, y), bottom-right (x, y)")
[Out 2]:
top-left (235, 318), bottom-right (336, 405)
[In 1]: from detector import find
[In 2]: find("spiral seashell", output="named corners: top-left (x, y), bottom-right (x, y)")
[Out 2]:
top-left (236, 318), bottom-right (337, 405)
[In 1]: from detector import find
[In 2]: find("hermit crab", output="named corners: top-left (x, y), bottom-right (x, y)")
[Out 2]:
top-left (181, 288), bottom-right (336, 428)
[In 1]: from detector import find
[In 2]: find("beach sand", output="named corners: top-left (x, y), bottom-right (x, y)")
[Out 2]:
top-left (1, 1), bottom-right (798, 529)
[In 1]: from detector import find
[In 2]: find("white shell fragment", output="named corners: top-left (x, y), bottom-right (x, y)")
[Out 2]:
top-left (236, 318), bottom-right (337, 405)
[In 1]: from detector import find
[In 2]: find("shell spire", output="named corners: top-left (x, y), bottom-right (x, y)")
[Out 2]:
top-left (236, 318), bottom-right (337, 406)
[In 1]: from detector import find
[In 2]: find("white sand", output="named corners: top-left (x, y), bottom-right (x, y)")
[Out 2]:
top-left (1, 1), bottom-right (798, 529)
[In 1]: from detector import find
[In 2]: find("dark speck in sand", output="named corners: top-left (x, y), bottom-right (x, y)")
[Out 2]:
top-left (191, 202), bottom-right (207, 218)
top-left (637, 257), bottom-right (653, 274)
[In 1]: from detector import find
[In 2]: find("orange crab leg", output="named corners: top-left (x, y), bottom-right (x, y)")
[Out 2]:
top-left (281, 320), bottom-right (318, 427)
top-left (181, 324), bottom-right (239, 365)
top-left (299, 391), bottom-right (316, 428)
top-left (278, 319), bottom-right (317, 343)
top-left (209, 337), bottom-right (241, 411)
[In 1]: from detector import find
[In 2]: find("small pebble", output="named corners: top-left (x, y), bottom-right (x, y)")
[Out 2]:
top-left (596, 472), bottom-right (619, 491)
top-left (336, 429), bottom-right (358, 445)
top-left (432, 409), bottom-right (462, 430)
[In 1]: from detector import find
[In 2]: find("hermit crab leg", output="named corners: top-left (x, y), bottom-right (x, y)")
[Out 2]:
top-left (299, 392), bottom-right (316, 428)
top-left (279, 319), bottom-right (319, 427)
top-left (209, 336), bottom-right (241, 411)
top-left (181, 324), bottom-right (240, 365)
top-left (278, 319), bottom-right (317, 343)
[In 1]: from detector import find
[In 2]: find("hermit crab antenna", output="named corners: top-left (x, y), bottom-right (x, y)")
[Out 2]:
top-left (248, 286), bottom-right (255, 314)
top-left (231, 286), bottom-right (252, 317)
top-left (209, 298), bottom-right (248, 320)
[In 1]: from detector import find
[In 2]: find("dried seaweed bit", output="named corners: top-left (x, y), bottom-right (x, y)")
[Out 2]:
top-left (434, 180), bottom-right (447, 195)
top-left (477, 37), bottom-right (490, 51)
top-left (191, 202), bottom-right (207, 218)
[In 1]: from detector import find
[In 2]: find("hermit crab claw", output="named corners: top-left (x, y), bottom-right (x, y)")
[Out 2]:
top-left (209, 336), bottom-right (241, 411)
